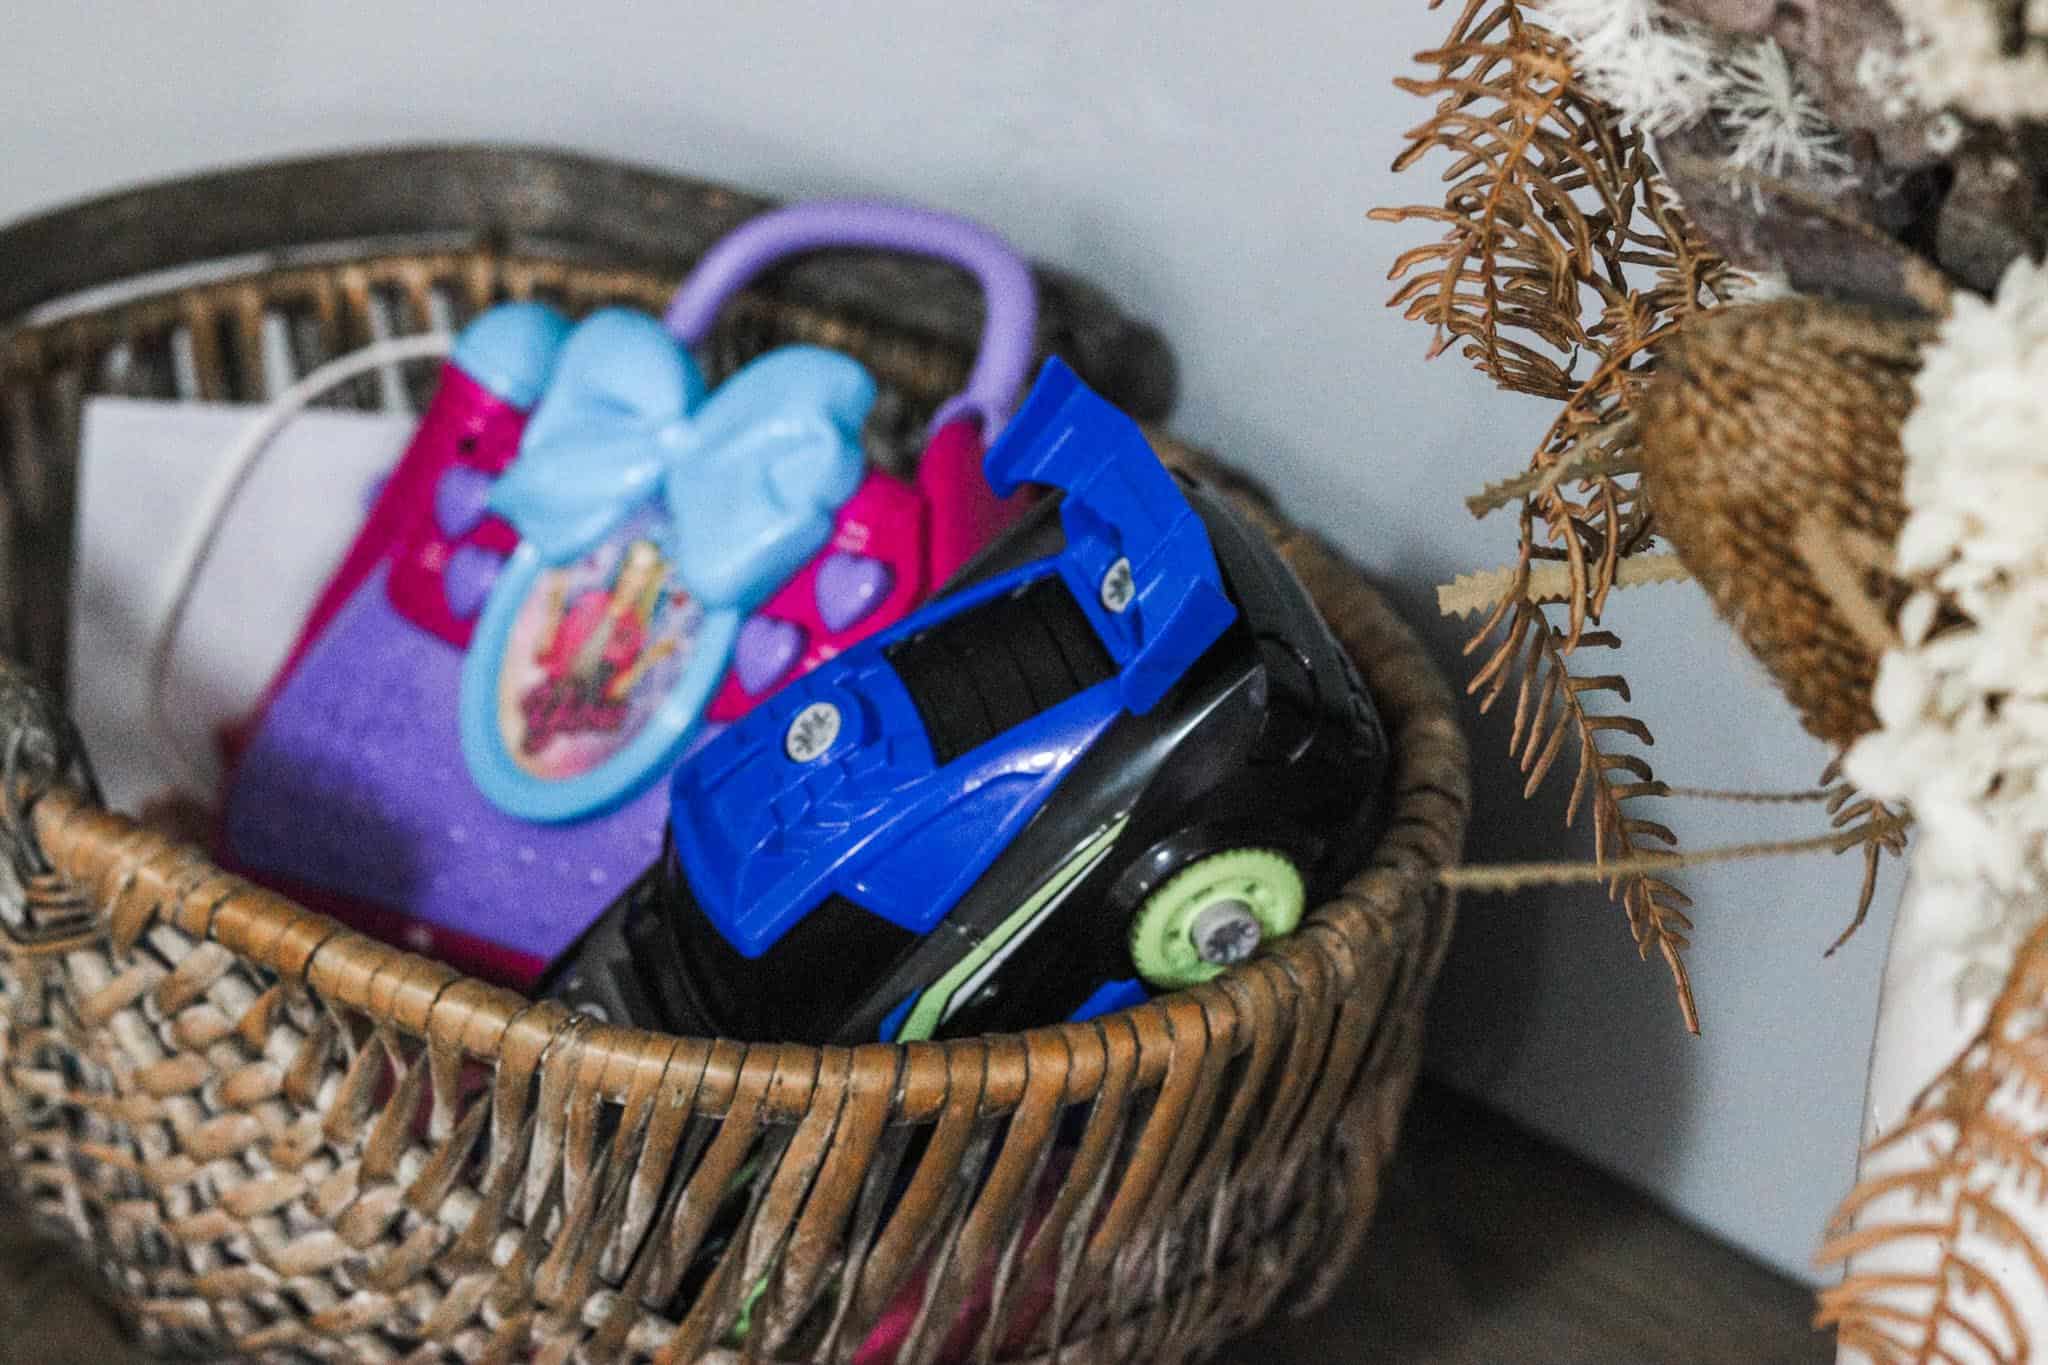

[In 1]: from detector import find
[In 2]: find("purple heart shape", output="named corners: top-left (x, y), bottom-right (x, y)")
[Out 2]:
top-left (815, 552), bottom-right (893, 633)
top-left (735, 617), bottom-right (805, 697)
top-left (443, 544), bottom-right (506, 620)
top-left (433, 465), bottom-right (497, 540)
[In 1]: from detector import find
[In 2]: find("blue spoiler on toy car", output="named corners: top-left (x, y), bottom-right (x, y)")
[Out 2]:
top-left (984, 359), bottom-right (1237, 714)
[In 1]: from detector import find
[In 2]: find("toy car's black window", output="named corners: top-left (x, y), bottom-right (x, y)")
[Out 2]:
top-left (885, 572), bottom-right (1114, 765)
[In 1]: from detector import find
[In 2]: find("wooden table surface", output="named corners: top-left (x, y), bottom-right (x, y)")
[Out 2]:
top-left (0, 1080), bottom-right (1830, 1363)
top-left (1226, 1081), bottom-right (1832, 1364)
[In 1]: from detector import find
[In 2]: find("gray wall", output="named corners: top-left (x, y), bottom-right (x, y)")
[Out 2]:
top-left (0, 0), bottom-right (1898, 1282)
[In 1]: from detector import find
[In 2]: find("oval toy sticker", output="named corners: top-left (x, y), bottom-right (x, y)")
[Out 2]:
top-left (496, 505), bottom-right (704, 780)
top-left (456, 311), bottom-right (875, 823)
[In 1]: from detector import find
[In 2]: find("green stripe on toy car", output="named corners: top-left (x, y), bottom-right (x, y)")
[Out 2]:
top-left (894, 817), bottom-right (1129, 1042)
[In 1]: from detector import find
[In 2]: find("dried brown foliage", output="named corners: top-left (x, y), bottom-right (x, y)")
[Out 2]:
top-left (1374, 0), bottom-right (1736, 1027)
top-left (1473, 590), bottom-right (1699, 1029)
top-left (1371, 0), bottom-right (1734, 638)
top-left (1819, 761), bottom-right (1912, 958)
top-left (1818, 915), bottom-right (2048, 1363)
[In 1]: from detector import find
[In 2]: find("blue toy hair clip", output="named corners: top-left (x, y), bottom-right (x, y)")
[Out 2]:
top-left (457, 310), bottom-right (875, 821)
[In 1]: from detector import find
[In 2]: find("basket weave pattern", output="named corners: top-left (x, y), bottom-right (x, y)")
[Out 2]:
top-left (0, 152), bottom-right (1468, 1363)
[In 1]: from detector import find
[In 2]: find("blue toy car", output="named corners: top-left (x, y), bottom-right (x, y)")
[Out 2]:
top-left (544, 359), bottom-right (1390, 1045)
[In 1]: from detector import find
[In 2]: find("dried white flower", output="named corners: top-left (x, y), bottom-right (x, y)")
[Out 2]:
top-left (1530, 0), bottom-right (1727, 132)
top-left (1717, 38), bottom-right (1857, 188)
top-left (1855, 31), bottom-right (1938, 123)
top-left (1532, 2), bottom-right (1853, 192)
top-left (1891, 0), bottom-right (2048, 123)
top-left (1846, 257), bottom-right (2048, 992)
top-left (1856, 42), bottom-right (1903, 95)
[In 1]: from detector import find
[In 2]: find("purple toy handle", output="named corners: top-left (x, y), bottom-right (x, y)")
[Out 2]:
top-left (662, 200), bottom-right (1038, 436)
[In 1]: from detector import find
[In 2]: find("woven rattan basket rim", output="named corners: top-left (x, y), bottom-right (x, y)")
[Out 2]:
top-left (24, 499), bottom-right (1462, 1122)
top-left (0, 143), bottom-right (1175, 419)
top-left (0, 248), bottom-right (996, 446)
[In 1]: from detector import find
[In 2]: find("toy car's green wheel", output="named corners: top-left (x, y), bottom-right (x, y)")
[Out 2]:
top-left (1129, 848), bottom-right (1305, 990)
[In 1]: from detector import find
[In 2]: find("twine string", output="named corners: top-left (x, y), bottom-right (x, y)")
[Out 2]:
top-left (1440, 814), bottom-right (1911, 894)
top-left (1661, 785), bottom-right (1832, 804)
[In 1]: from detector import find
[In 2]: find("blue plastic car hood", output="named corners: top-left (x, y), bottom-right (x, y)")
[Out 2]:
top-left (668, 359), bottom-right (1238, 958)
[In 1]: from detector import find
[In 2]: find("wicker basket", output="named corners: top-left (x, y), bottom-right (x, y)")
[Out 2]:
top-left (0, 147), bottom-right (1469, 1364)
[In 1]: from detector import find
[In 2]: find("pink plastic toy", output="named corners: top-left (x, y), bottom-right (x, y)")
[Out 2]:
top-left (705, 415), bottom-right (1003, 721)
top-left (674, 201), bottom-right (1040, 720)
top-left (213, 202), bottom-right (1038, 983)
top-left (224, 304), bottom-right (567, 768)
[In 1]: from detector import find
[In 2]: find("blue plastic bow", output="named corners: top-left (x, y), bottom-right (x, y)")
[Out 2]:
top-left (459, 308), bottom-right (876, 823)
top-left (489, 308), bottom-right (874, 609)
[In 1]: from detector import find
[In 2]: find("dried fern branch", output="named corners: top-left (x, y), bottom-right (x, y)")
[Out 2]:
top-left (1372, 0), bottom-right (1642, 395)
top-left (1373, 0), bottom-right (1734, 639)
top-left (1438, 551), bottom-right (1689, 618)
top-left (1464, 411), bottom-right (1641, 518)
top-left (1663, 785), bottom-right (1830, 804)
top-left (1374, 0), bottom-right (1765, 1029)
top-left (1469, 595), bottom-right (1699, 1031)
top-left (1818, 760), bottom-right (1912, 958)
top-left (1818, 914), bottom-right (2048, 1364)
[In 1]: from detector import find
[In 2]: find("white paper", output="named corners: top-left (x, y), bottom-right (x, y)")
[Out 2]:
top-left (71, 397), bottom-right (415, 815)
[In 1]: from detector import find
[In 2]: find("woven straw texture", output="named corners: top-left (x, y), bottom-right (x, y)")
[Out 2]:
top-left (1638, 299), bottom-right (1930, 746)
top-left (0, 148), bottom-right (1468, 1364)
